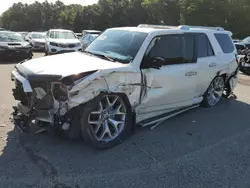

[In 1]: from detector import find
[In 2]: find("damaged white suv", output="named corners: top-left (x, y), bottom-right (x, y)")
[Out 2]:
top-left (11, 24), bottom-right (238, 149)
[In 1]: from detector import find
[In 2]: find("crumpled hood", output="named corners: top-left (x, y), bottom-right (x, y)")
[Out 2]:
top-left (0, 41), bottom-right (30, 48)
top-left (20, 52), bottom-right (129, 77)
top-left (48, 38), bottom-right (80, 44)
top-left (32, 38), bottom-right (46, 43)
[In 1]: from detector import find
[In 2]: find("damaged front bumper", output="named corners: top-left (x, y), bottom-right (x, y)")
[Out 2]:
top-left (11, 66), bottom-right (70, 126)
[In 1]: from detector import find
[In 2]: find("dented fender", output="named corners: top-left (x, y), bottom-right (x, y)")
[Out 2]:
top-left (67, 67), bottom-right (142, 111)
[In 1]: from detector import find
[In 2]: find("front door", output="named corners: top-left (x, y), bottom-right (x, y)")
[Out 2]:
top-left (137, 33), bottom-right (199, 116)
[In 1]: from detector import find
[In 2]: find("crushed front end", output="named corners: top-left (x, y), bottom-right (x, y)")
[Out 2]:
top-left (11, 63), bottom-right (74, 134)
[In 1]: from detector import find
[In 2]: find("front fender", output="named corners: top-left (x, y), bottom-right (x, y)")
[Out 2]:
top-left (68, 71), bottom-right (142, 110)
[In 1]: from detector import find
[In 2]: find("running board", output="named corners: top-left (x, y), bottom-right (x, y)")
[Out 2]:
top-left (139, 105), bottom-right (200, 129)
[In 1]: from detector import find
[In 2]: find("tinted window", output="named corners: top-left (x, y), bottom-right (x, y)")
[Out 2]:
top-left (146, 34), bottom-right (195, 65)
top-left (195, 33), bottom-right (214, 58)
top-left (214, 33), bottom-right (234, 53)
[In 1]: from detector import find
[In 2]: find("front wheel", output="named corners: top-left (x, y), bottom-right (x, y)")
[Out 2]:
top-left (81, 93), bottom-right (132, 149)
top-left (44, 46), bottom-right (49, 56)
top-left (202, 76), bottom-right (225, 108)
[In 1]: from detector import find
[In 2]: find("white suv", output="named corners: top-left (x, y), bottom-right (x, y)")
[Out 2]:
top-left (11, 24), bottom-right (238, 149)
top-left (44, 29), bottom-right (82, 55)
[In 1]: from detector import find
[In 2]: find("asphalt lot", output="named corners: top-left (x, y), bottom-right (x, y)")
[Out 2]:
top-left (1, 52), bottom-right (250, 188)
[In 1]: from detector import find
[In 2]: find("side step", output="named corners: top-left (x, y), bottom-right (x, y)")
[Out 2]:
top-left (139, 105), bottom-right (200, 129)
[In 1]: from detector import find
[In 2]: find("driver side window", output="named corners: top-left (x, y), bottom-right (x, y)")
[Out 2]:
top-left (141, 34), bottom-right (195, 69)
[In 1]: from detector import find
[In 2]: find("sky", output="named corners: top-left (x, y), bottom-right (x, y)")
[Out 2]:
top-left (0, 0), bottom-right (98, 14)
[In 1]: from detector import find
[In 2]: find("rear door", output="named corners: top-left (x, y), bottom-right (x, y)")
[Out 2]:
top-left (194, 33), bottom-right (219, 96)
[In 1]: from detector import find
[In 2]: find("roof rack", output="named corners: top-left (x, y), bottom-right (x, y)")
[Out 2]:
top-left (137, 24), bottom-right (225, 31)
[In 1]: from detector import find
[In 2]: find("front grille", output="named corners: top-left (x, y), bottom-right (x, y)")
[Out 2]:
top-left (57, 50), bottom-right (75, 54)
top-left (59, 43), bottom-right (69, 48)
top-left (59, 43), bottom-right (75, 48)
top-left (68, 44), bottom-right (75, 48)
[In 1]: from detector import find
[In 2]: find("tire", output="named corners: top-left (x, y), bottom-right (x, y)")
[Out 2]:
top-left (28, 51), bottom-right (33, 60)
top-left (202, 76), bottom-right (225, 108)
top-left (44, 47), bottom-right (49, 56)
top-left (80, 93), bottom-right (132, 149)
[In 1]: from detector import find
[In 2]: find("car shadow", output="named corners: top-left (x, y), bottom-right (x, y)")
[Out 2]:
top-left (1, 96), bottom-right (250, 187)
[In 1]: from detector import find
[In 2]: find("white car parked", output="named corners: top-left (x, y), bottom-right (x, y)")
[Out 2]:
top-left (44, 29), bottom-right (82, 55)
top-left (25, 32), bottom-right (46, 50)
top-left (11, 24), bottom-right (238, 149)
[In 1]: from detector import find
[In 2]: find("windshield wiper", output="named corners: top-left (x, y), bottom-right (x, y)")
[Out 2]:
top-left (83, 51), bottom-right (116, 62)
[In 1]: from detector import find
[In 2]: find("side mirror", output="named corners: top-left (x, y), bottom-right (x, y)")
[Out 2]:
top-left (141, 56), bottom-right (164, 69)
top-left (150, 56), bottom-right (165, 69)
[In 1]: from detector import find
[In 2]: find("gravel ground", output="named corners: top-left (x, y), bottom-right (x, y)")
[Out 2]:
top-left (1, 52), bottom-right (250, 188)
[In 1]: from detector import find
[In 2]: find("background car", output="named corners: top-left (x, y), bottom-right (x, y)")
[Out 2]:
top-left (80, 33), bottom-right (99, 50)
top-left (0, 31), bottom-right (33, 61)
top-left (235, 42), bottom-right (247, 54)
top-left (82, 30), bottom-right (101, 38)
top-left (0, 28), bottom-right (5, 31)
top-left (233, 39), bottom-right (241, 43)
top-left (25, 32), bottom-right (46, 51)
top-left (44, 29), bottom-right (82, 55)
top-left (75, 33), bottom-right (82, 38)
top-left (18, 32), bottom-right (29, 39)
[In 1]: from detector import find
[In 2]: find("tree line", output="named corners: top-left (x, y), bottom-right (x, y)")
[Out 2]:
top-left (0, 0), bottom-right (249, 38)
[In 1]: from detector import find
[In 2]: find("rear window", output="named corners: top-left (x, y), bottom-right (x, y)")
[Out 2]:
top-left (214, 33), bottom-right (234, 53)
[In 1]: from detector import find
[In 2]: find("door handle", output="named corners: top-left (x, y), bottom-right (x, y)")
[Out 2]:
top-left (185, 71), bottom-right (197, 76)
top-left (209, 63), bottom-right (217, 67)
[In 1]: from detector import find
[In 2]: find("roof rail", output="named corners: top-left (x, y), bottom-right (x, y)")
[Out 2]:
top-left (137, 24), bottom-right (225, 31)
top-left (179, 25), bottom-right (225, 31)
top-left (137, 24), bottom-right (178, 29)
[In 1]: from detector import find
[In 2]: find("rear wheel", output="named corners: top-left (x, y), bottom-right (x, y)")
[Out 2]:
top-left (202, 76), bottom-right (225, 107)
top-left (81, 93), bottom-right (132, 149)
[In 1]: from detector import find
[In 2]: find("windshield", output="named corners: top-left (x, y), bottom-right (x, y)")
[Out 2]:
top-left (0, 32), bottom-right (25, 42)
top-left (49, 31), bottom-right (76, 39)
top-left (31, 33), bottom-right (45, 39)
top-left (85, 30), bottom-right (148, 64)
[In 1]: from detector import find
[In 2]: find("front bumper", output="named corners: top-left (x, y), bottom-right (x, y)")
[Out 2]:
top-left (11, 70), bottom-right (54, 123)
top-left (0, 47), bottom-right (32, 61)
top-left (11, 70), bottom-right (32, 92)
top-left (48, 45), bottom-right (82, 54)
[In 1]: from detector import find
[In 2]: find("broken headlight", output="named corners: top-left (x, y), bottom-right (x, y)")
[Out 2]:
top-left (60, 70), bottom-right (97, 86)
top-left (52, 83), bottom-right (68, 102)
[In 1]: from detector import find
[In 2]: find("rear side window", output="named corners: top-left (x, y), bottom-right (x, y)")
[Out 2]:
top-left (194, 33), bottom-right (214, 58)
top-left (214, 33), bottom-right (234, 53)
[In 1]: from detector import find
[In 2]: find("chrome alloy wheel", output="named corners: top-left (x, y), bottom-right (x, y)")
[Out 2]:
top-left (207, 77), bottom-right (225, 106)
top-left (88, 95), bottom-right (127, 142)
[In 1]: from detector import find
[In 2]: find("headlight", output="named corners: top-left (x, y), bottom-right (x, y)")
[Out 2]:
top-left (50, 42), bottom-right (59, 47)
top-left (60, 70), bottom-right (97, 87)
